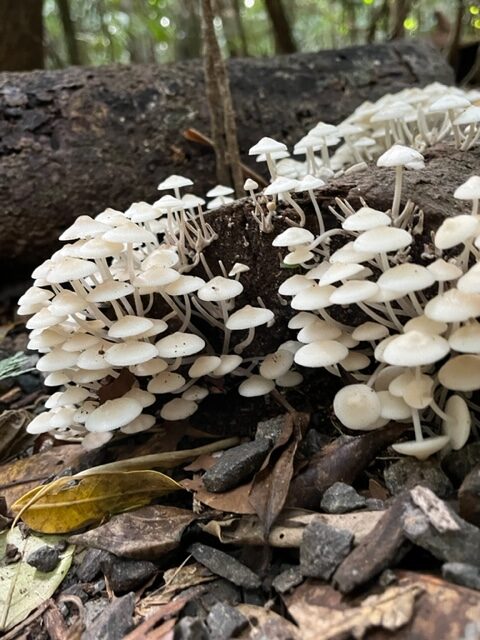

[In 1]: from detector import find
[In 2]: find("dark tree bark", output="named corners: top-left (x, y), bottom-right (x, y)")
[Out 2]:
top-left (389, 0), bottom-right (411, 41)
top-left (0, 0), bottom-right (44, 71)
top-left (264, 0), bottom-right (297, 54)
top-left (56, 0), bottom-right (81, 66)
top-left (0, 41), bottom-right (453, 272)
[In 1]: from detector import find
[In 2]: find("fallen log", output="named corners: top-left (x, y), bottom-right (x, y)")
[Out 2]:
top-left (0, 40), bottom-right (453, 273)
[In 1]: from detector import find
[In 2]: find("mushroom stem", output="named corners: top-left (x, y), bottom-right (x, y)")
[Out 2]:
top-left (412, 409), bottom-right (424, 442)
top-left (265, 153), bottom-right (277, 180)
top-left (308, 189), bottom-right (325, 235)
top-left (391, 165), bottom-right (403, 219)
top-left (283, 194), bottom-right (306, 227)
top-left (234, 327), bottom-right (255, 354)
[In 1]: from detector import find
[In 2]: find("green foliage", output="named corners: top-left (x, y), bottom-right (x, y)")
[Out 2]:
top-left (43, 0), bottom-right (479, 69)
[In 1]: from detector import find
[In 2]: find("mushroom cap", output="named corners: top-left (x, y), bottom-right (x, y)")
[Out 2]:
top-left (377, 263), bottom-right (435, 292)
top-left (404, 315), bottom-right (447, 335)
top-left (228, 263), bottom-right (250, 277)
top-left (279, 275), bottom-right (313, 297)
top-left (294, 340), bottom-right (348, 367)
top-left (425, 289), bottom-right (480, 323)
top-left (438, 354), bottom-right (480, 391)
top-left (82, 432), bottom-right (113, 450)
top-left (330, 241), bottom-right (376, 265)
top-left (206, 184), bottom-right (235, 197)
top-left (244, 178), bottom-right (258, 191)
top-left (182, 385), bottom-right (209, 402)
top-left (434, 215), bottom-right (479, 250)
top-left (383, 331), bottom-right (449, 367)
top-left (164, 275), bottom-right (206, 295)
top-left (142, 248), bottom-right (179, 270)
top-left (297, 319), bottom-right (342, 343)
top-left (188, 355), bottom-right (222, 378)
top-left (454, 176), bottom-right (480, 201)
top-left (264, 177), bottom-right (299, 196)
top-left (426, 259), bottom-right (462, 282)
top-left (156, 332), bottom-right (205, 358)
top-left (442, 395), bottom-right (471, 450)
top-left (259, 349), bottom-right (294, 379)
top-left (134, 266), bottom-right (181, 289)
top-left (87, 280), bottom-right (135, 302)
top-left (376, 144), bottom-right (424, 168)
top-left (197, 276), bottom-right (243, 302)
top-left (61, 333), bottom-right (100, 352)
top-left (124, 387), bottom-right (156, 408)
top-left (157, 174), bottom-right (193, 190)
top-left (449, 323), bottom-right (480, 353)
top-left (352, 322), bottom-right (389, 341)
top-left (108, 316), bottom-right (155, 339)
top-left (284, 247), bottom-right (314, 265)
top-left (272, 227), bottom-right (314, 247)
top-left (291, 284), bottom-right (335, 311)
top-left (105, 341), bottom-right (158, 367)
top-left (59, 215), bottom-right (109, 241)
top-left (248, 136), bottom-right (287, 156)
top-left (49, 291), bottom-right (87, 315)
top-left (319, 263), bottom-right (365, 285)
top-left (207, 196), bottom-right (234, 210)
top-left (46, 257), bottom-right (98, 284)
top-left (37, 349), bottom-right (79, 372)
top-left (295, 174), bottom-right (325, 191)
top-left (330, 280), bottom-right (379, 305)
top-left (453, 106), bottom-right (480, 126)
top-left (353, 227), bottom-right (412, 253)
top-left (130, 358), bottom-right (168, 377)
top-left (182, 194), bottom-right (205, 209)
top-left (77, 237), bottom-right (124, 259)
top-left (160, 398), bottom-right (198, 421)
top-left (226, 305), bottom-right (274, 330)
top-left (147, 371), bottom-right (186, 394)
top-left (238, 375), bottom-right (275, 397)
top-left (339, 351), bottom-right (371, 371)
top-left (377, 390), bottom-right (411, 420)
top-left (392, 436), bottom-right (450, 460)
top-left (211, 354), bottom-right (243, 376)
top-left (428, 94), bottom-right (470, 112)
top-left (18, 286), bottom-right (54, 306)
top-left (26, 411), bottom-right (53, 434)
top-left (120, 414), bottom-right (156, 434)
top-left (342, 207), bottom-right (391, 232)
top-left (103, 222), bottom-right (156, 245)
top-left (77, 345), bottom-right (110, 370)
top-left (458, 263), bottom-right (480, 294)
top-left (287, 311), bottom-right (318, 330)
top-left (276, 370), bottom-right (303, 387)
top-left (86, 397), bottom-right (143, 432)
top-left (333, 384), bottom-right (382, 430)
top-left (153, 194), bottom-right (184, 210)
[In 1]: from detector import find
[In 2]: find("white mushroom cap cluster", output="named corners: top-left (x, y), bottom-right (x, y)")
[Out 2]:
top-left (274, 170), bottom-right (480, 460)
top-left (20, 174), bottom-right (277, 448)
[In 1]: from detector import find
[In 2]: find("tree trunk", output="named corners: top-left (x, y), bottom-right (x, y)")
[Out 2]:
top-left (0, 41), bottom-right (453, 272)
top-left (389, 0), bottom-right (411, 41)
top-left (56, 0), bottom-right (81, 66)
top-left (264, 0), bottom-right (297, 54)
top-left (0, 0), bottom-right (44, 71)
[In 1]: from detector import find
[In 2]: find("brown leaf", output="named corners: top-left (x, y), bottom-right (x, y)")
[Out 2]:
top-left (285, 579), bottom-right (422, 640)
top-left (0, 444), bottom-right (85, 512)
top-left (201, 509), bottom-right (384, 548)
top-left (0, 410), bottom-right (33, 462)
top-left (69, 505), bottom-right (195, 560)
top-left (97, 369), bottom-right (136, 404)
top-left (249, 412), bottom-right (308, 536)
top-left (236, 604), bottom-right (300, 639)
top-left (181, 476), bottom-right (256, 515)
top-left (288, 422), bottom-right (409, 509)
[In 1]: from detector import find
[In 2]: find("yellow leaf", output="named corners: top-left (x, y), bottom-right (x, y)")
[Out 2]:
top-left (11, 470), bottom-right (183, 534)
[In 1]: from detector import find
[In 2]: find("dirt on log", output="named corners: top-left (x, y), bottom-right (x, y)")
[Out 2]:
top-left (0, 40), bottom-right (453, 274)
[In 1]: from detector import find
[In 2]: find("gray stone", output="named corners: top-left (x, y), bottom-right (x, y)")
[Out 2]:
top-left (402, 486), bottom-right (480, 566)
top-left (203, 439), bottom-right (271, 492)
top-left (26, 545), bottom-right (61, 572)
top-left (272, 567), bottom-right (304, 594)
top-left (300, 520), bottom-right (353, 580)
top-left (365, 498), bottom-right (385, 511)
top-left (206, 602), bottom-right (248, 639)
top-left (82, 592), bottom-right (135, 640)
top-left (175, 616), bottom-right (209, 640)
top-left (76, 548), bottom-right (111, 582)
top-left (255, 416), bottom-right (285, 443)
top-left (442, 563), bottom-right (480, 591)
top-left (189, 543), bottom-right (261, 589)
top-left (100, 555), bottom-right (157, 593)
top-left (298, 429), bottom-right (329, 457)
top-left (320, 482), bottom-right (366, 514)
top-left (385, 458), bottom-right (453, 498)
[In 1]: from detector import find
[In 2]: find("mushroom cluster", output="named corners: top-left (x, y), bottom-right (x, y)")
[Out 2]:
top-left (18, 82), bottom-right (480, 458)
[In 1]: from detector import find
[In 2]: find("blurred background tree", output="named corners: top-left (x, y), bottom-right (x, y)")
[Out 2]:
top-left (0, 0), bottom-right (479, 79)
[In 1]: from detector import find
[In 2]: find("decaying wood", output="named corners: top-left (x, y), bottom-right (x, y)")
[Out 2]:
top-left (0, 40), bottom-right (453, 272)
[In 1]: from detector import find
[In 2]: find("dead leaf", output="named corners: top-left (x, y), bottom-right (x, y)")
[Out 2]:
top-left (288, 422), bottom-right (409, 509)
top-left (11, 470), bottom-right (183, 533)
top-left (236, 604), bottom-right (300, 639)
top-left (97, 369), bottom-right (136, 404)
top-left (286, 579), bottom-right (422, 640)
top-left (201, 509), bottom-right (384, 548)
top-left (69, 505), bottom-right (195, 559)
top-left (0, 444), bottom-right (86, 512)
top-left (181, 476), bottom-right (256, 515)
top-left (137, 563), bottom-right (214, 614)
top-left (249, 412), bottom-right (308, 536)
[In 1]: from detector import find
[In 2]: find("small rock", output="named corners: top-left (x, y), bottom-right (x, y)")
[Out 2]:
top-left (189, 543), bottom-right (261, 589)
top-left (206, 602), bottom-right (248, 639)
top-left (320, 482), bottom-right (366, 514)
top-left (183, 579), bottom-right (241, 618)
top-left (442, 562), bottom-right (480, 591)
top-left (82, 592), bottom-right (135, 640)
top-left (100, 555), bottom-right (157, 593)
top-left (26, 545), bottom-right (61, 572)
top-left (255, 415), bottom-right (285, 443)
top-left (442, 443), bottom-right (480, 486)
top-left (272, 567), bottom-right (304, 594)
top-left (298, 428), bottom-right (329, 457)
top-left (175, 616), bottom-right (209, 640)
top-left (385, 458), bottom-right (453, 498)
top-left (76, 548), bottom-right (111, 582)
top-left (402, 486), bottom-right (480, 566)
top-left (365, 498), bottom-right (385, 511)
top-left (300, 520), bottom-right (353, 580)
top-left (203, 439), bottom-right (271, 492)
